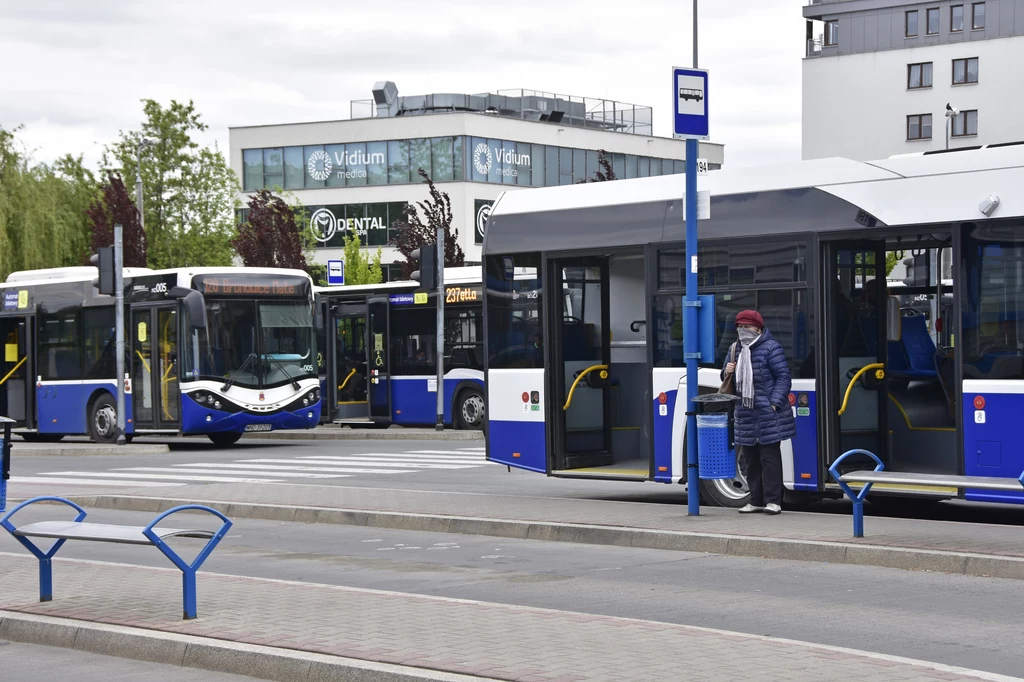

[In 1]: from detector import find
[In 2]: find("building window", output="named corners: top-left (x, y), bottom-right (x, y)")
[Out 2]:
top-left (951, 4), bottom-right (964, 31)
top-left (972, 2), bottom-right (985, 29)
top-left (905, 10), bottom-right (919, 37)
top-left (952, 109), bottom-right (979, 137)
top-left (926, 8), bottom-right (940, 34)
top-left (283, 147), bottom-right (304, 189)
top-left (953, 57), bottom-right (979, 84)
top-left (908, 62), bottom-right (933, 89)
top-left (824, 19), bottom-right (838, 46)
top-left (242, 149), bottom-right (263, 192)
top-left (907, 114), bottom-right (933, 140)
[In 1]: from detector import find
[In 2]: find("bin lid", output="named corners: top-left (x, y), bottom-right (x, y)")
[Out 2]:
top-left (691, 393), bottom-right (741, 403)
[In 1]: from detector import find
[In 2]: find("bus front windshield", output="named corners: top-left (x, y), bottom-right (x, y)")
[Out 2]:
top-left (187, 299), bottom-right (315, 389)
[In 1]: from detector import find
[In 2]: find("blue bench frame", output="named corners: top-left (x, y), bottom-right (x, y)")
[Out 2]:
top-left (1, 496), bottom-right (232, 619)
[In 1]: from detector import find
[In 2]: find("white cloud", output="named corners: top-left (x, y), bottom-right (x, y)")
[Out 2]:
top-left (0, 0), bottom-right (805, 169)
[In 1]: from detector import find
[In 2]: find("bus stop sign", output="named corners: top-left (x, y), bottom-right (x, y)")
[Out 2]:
top-left (672, 66), bottom-right (709, 139)
top-left (327, 260), bottom-right (344, 286)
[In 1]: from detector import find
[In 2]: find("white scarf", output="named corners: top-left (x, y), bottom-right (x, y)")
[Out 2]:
top-left (736, 329), bottom-right (761, 409)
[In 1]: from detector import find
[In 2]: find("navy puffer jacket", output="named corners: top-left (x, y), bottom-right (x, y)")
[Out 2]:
top-left (721, 328), bottom-right (796, 446)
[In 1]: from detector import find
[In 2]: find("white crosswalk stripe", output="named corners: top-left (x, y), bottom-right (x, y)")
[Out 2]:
top-left (18, 444), bottom-right (488, 490)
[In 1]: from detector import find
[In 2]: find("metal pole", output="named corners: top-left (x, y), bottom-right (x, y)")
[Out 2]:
top-left (114, 223), bottom-right (127, 445)
top-left (435, 228), bottom-right (445, 431)
top-left (136, 143), bottom-right (145, 237)
top-left (693, 0), bottom-right (698, 68)
top-left (946, 117), bottom-right (950, 150)
top-left (684, 138), bottom-right (700, 516)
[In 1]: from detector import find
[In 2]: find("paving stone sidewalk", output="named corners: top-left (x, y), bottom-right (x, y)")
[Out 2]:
top-left (80, 482), bottom-right (1024, 559)
top-left (0, 556), bottom-right (1012, 682)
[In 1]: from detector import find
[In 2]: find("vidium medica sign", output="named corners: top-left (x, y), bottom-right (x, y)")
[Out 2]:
top-left (472, 142), bottom-right (530, 177)
top-left (306, 148), bottom-right (386, 182)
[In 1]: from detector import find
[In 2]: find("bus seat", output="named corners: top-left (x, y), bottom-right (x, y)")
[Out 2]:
top-left (899, 314), bottom-right (938, 379)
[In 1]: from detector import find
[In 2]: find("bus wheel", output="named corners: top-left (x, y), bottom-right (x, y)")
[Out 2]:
top-left (698, 456), bottom-right (751, 508)
top-left (208, 432), bottom-right (242, 446)
top-left (455, 389), bottom-right (486, 430)
top-left (21, 433), bottom-right (65, 443)
top-left (89, 394), bottom-right (119, 444)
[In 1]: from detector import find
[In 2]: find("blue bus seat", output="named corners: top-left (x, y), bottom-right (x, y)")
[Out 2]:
top-left (899, 314), bottom-right (938, 379)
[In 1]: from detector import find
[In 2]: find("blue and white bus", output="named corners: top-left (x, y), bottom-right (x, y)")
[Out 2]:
top-left (482, 144), bottom-right (1024, 507)
top-left (0, 266), bottom-right (321, 445)
top-left (315, 267), bottom-right (485, 429)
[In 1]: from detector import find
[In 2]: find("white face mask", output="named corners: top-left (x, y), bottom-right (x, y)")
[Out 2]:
top-left (737, 328), bottom-right (760, 346)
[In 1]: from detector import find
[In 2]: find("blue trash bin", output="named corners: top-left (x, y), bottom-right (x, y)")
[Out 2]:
top-left (692, 394), bottom-right (739, 480)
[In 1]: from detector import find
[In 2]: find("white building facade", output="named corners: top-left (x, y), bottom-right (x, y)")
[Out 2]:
top-left (803, 0), bottom-right (1024, 160)
top-left (229, 84), bottom-right (725, 281)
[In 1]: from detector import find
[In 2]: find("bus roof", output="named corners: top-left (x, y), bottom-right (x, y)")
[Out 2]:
top-left (483, 146), bottom-right (1024, 256)
top-left (1, 266), bottom-right (312, 290)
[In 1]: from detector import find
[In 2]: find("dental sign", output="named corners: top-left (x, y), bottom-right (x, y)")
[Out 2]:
top-left (309, 206), bottom-right (387, 243)
top-left (307, 148), bottom-right (386, 182)
top-left (473, 142), bottom-right (531, 177)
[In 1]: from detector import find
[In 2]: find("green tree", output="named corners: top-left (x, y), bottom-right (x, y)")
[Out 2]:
top-left (0, 126), bottom-right (97, 279)
top-left (102, 100), bottom-right (237, 268)
top-left (341, 231), bottom-right (383, 285)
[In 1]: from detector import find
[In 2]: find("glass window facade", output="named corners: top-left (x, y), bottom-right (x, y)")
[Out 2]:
top-left (242, 136), bottom-right (690, 191)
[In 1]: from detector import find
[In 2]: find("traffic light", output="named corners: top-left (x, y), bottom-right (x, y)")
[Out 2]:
top-left (90, 247), bottom-right (115, 295)
top-left (410, 244), bottom-right (437, 290)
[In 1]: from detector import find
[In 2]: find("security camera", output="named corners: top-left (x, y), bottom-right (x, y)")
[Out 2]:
top-left (979, 194), bottom-right (1000, 217)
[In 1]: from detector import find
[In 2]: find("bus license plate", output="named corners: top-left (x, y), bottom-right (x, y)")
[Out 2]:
top-left (244, 424), bottom-right (272, 432)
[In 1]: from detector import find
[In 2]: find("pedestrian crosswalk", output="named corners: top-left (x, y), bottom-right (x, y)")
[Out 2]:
top-left (11, 447), bottom-right (487, 489)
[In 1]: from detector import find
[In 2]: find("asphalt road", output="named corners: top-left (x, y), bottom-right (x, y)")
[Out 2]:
top-left (0, 640), bottom-right (264, 681)
top-left (10, 437), bottom-right (1024, 527)
top-left (3, 507), bottom-right (1023, 677)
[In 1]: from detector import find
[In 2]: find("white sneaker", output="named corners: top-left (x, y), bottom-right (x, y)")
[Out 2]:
top-left (764, 503), bottom-right (782, 515)
top-left (738, 504), bottom-right (764, 513)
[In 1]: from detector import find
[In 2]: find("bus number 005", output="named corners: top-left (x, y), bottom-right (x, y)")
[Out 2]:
top-left (302, 364), bottom-right (314, 372)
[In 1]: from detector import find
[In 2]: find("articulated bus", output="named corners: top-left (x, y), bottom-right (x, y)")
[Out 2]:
top-left (315, 266), bottom-right (485, 429)
top-left (482, 144), bottom-right (1024, 507)
top-left (0, 267), bottom-right (321, 445)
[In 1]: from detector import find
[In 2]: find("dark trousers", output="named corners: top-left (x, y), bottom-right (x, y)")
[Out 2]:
top-left (740, 442), bottom-right (783, 506)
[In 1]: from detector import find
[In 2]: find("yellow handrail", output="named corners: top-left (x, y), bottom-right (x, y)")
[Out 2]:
top-left (135, 350), bottom-right (151, 373)
top-left (0, 356), bottom-right (27, 387)
top-left (838, 363), bottom-right (885, 416)
top-left (338, 368), bottom-right (357, 392)
top-left (563, 364), bottom-right (608, 411)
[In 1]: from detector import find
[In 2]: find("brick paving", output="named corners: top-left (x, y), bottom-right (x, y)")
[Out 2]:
top-left (94, 482), bottom-right (1024, 559)
top-left (0, 555), bottom-right (1012, 681)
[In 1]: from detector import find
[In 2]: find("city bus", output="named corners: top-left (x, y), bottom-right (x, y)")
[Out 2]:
top-left (315, 266), bottom-right (485, 429)
top-left (482, 144), bottom-right (1024, 507)
top-left (0, 266), bottom-right (321, 445)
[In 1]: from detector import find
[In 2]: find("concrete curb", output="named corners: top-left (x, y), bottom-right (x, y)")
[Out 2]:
top-left (12, 444), bottom-right (171, 457)
top-left (63, 494), bottom-right (1024, 582)
top-left (0, 610), bottom-right (499, 682)
top-left (243, 430), bottom-right (483, 441)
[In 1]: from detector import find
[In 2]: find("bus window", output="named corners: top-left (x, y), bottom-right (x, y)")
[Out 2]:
top-left (39, 311), bottom-right (81, 380)
top-left (390, 305), bottom-right (437, 376)
top-left (83, 307), bottom-right (116, 379)
top-left (486, 254), bottom-right (542, 369)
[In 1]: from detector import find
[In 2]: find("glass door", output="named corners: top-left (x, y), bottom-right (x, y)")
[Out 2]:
top-left (330, 303), bottom-right (370, 420)
top-left (551, 259), bottom-right (612, 470)
top-left (367, 297), bottom-right (392, 421)
top-left (131, 305), bottom-right (180, 430)
top-left (823, 242), bottom-right (889, 470)
top-left (0, 316), bottom-right (33, 428)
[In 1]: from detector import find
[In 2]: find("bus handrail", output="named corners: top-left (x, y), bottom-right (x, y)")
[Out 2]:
top-left (563, 364), bottom-right (608, 411)
top-left (0, 357), bottom-right (26, 387)
top-left (136, 350), bottom-right (151, 374)
top-left (338, 368), bottom-right (357, 392)
top-left (838, 363), bottom-right (885, 416)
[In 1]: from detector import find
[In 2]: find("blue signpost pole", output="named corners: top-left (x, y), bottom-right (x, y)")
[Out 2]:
top-left (684, 138), bottom-right (700, 516)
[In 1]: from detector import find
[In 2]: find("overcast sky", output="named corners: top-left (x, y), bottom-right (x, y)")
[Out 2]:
top-left (0, 0), bottom-right (804, 170)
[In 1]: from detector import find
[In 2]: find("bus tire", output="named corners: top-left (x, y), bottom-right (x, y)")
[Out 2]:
top-left (88, 393), bottom-right (119, 444)
top-left (21, 433), bottom-right (64, 443)
top-left (208, 432), bottom-right (242, 446)
top-left (455, 388), bottom-right (486, 430)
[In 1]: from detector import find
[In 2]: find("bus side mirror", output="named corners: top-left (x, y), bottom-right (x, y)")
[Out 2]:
top-left (170, 287), bottom-right (207, 331)
top-left (314, 294), bottom-right (325, 330)
top-left (886, 296), bottom-right (901, 342)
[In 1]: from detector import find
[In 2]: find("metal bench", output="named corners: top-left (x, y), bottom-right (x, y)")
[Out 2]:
top-left (0, 496), bottom-right (232, 619)
top-left (828, 450), bottom-right (1024, 537)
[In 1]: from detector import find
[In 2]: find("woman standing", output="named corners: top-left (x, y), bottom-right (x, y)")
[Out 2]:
top-left (722, 310), bottom-right (795, 515)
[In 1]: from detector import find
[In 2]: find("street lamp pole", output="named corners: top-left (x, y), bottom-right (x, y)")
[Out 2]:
top-left (136, 138), bottom-right (152, 235)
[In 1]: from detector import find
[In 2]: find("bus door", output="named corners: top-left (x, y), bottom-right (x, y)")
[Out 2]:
top-left (367, 297), bottom-right (392, 423)
top-left (329, 302), bottom-right (370, 422)
top-left (0, 314), bottom-right (34, 428)
top-left (131, 305), bottom-right (180, 431)
top-left (550, 258), bottom-right (613, 471)
top-left (822, 241), bottom-right (890, 472)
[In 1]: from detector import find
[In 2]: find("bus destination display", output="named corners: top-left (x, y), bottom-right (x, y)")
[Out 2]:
top-left (196, 276), bottom-right (307, 297)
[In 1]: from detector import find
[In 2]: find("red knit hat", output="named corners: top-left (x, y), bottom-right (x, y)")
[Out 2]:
top-left (735, 310), bottom-right (764, 329)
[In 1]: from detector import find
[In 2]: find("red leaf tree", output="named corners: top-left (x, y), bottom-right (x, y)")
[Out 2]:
top-left (390, 169), bottom-right (464, 279)
top-left (85, 172), bottom-right (148, 267)
top-left (578, 149), bottom-right (617, 183)
top-left (233, 189), bottom-right (307, 270)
